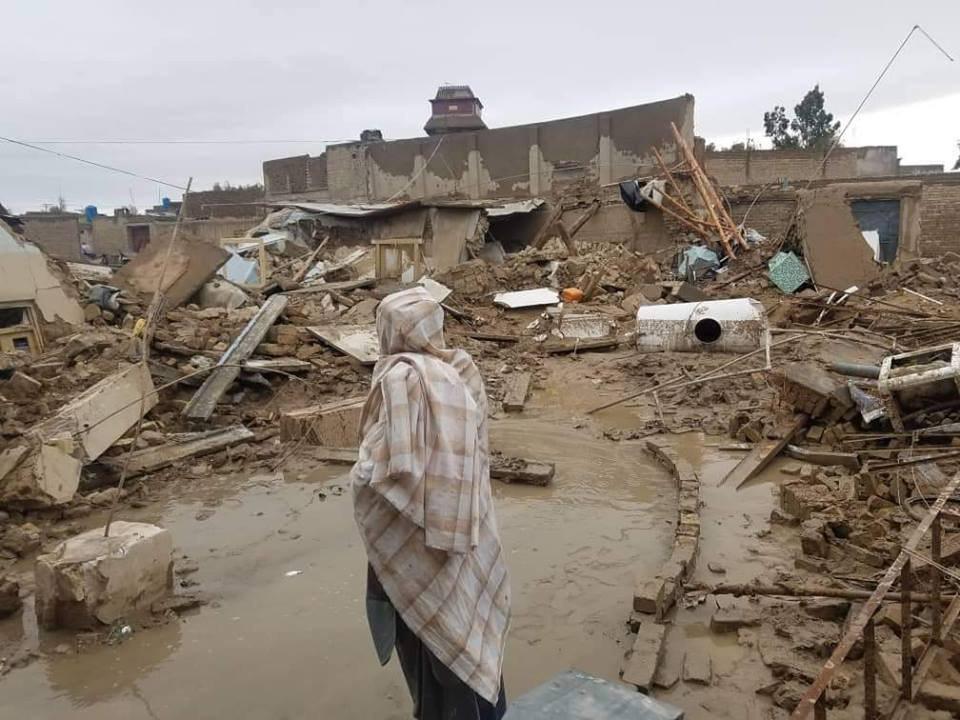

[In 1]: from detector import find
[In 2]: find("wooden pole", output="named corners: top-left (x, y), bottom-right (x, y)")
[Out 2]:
top-left (901, 559), bottom-right (913, 701)
top-left (863, 618), bottom-right (877, 720)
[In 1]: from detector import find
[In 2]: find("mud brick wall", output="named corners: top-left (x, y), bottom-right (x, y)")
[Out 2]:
top-left (705, 147), bottom-right (897, 186)
top-left (264, 155), bottom-right (310, 197)
top-left (22, 216), bottom-right (82, 261)
top-left (727, 195), bottom-right (797, 242)
top-left (182, 188), bottom-right (265, 219)
top-left (264, 95), bottom-right (696, 203)
top-left (919, 179), bottom-right (960, 257)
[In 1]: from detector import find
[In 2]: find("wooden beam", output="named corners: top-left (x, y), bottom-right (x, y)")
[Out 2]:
top-left (182, 294), bottom-right (288, 420)
top-left (725, 415), bottom-right (808, 488)
top-left (99, 425), bottom-right (254, 477)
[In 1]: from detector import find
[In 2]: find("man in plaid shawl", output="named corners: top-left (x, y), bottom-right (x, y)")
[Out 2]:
top-left (352, 286), bottom-right (510, 719)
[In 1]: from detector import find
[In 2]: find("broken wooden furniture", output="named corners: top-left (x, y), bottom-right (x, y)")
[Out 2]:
top-left (877, 343), bottom-right (960, 432)
top-left (790, 469), bottom-right (960, 720)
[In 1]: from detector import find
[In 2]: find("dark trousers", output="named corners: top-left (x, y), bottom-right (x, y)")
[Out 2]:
top-left (367, 566), bottom-right (507, 720)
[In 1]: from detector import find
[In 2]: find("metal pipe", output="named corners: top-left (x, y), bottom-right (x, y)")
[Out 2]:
top-left (829, 361), bottom-right (880, 379)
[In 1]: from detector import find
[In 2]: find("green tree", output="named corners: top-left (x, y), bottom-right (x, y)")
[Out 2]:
top-left (763, 85), bottom-right (840, 152)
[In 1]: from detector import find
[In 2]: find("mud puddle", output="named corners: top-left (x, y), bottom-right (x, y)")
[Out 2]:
top-left (656, 434), bottom-right (800, 719)
top-left (2, 421), bottom-right (675, 719)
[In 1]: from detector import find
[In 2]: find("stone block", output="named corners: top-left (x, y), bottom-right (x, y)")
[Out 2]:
top-left (800, 529), bottom-right (830, 558)
top-left (682, 652), bottom-right (712, 685)
top-left (710, 606), bottom-right (761, 633)
top-left (803, 599), bottom-right (850, 622)
top-left (279, 396), bottom-right (365, 446)
top-left (0, 576), bottom-right (21, 617)
top-left (621, 621), bottom-right (667, 693)
top-left (633, 578), bottom-right (667, 615)
top-left (780, 481), bottom-right (830, 520)
top-left (35, 521), bottom-right (173, 629)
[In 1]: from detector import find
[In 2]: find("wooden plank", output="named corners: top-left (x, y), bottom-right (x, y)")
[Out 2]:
top-left (490, 456), bottom-right (555, 486)
top-left (462, 332), bottom-right (521, 343)
top-left (502, 372), bottom-right (531, 412)
top-left (785, 444), bottom-right (861, 470)
top-left (243, 358), bottom-right (312, 373)
top-left (791, 470), bottom-right (960, 720)
top-left (541, 337), bottom-right (619, 354)
top-left (307, 447), bottom-right (359, 464)
top-left (282, 278), bottom-right (375, 296)
top-left (725, 414), bottom-right (808, 488)
top-left (182, 295), bottom-right (288, 420)
top-left (99, 425), bottom-right (254, 477)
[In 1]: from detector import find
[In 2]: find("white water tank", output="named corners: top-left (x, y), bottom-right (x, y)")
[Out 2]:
top-left (636, 298), bottom-right (768, 353)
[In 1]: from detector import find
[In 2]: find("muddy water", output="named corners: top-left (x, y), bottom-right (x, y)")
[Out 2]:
top-left (1, 383), bottom-right (675, 718)
top-left (657, 436), bottom-right (800, 719)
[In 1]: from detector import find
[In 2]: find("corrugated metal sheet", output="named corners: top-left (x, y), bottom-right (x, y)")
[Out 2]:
top-left (265, 201), bottom-right (420, 218)
top-left (486, 199), bottom-right (545, 217)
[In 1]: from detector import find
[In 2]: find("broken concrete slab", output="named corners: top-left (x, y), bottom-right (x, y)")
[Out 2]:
top-left (1, 437), bottom-right (83, 508)
top-left (489, 456), bottom-right (555, 486)
top-left (798, 187), bottom-right (880, 292)
top-left (682, 651), bottom-right (712, 685)
top-left (502, 372), bottom-right (531, 412)
top-left (621, 621), bottom-right (667, 693)
top-left (306, 323), bottom-right (379, 365)
top-left (113, 236), bottom-right (229, 309)
top-left (35, 521), bottom-right (173, 629)
top-left (493, 288), bottom-right (560, 309)
top-left (0, 219), bottom-right (85, 326)
top-left (31, 363), bottom-right (157, 462)
top-left (183, 294), bottom-right (288, 420)
top-left (279, 397), bottom-right (365, 447)
top-left (710, 606), bottom-right (761, 633)
top-left (98, 426), bottom-right (255, 478)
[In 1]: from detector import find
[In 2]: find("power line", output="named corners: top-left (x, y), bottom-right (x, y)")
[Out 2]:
top-left (19, 139), bottom-right (354, 145)
top-left (0, 134), bottom-right (188, 190)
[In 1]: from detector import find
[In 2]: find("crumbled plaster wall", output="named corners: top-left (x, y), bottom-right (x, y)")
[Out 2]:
top-left (264, 95), bottom-right (695, 203)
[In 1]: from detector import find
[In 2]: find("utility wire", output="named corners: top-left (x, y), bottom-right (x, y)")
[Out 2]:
top-left (0, 134), bottom-right (187, 190)
top-left (21, 139), bottom-right (354, 145)
top-left (740, 23), bottom-right (954, 228)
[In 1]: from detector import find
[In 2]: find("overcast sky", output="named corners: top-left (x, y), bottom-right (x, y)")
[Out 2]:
top-left (1, 0), bottom-right (957, 213)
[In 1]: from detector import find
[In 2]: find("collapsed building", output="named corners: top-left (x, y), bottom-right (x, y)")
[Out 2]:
top-left (5, 87), bottom-right (960, 718)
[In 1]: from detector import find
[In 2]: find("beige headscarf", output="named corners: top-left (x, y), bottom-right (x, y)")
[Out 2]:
top-left (351, 286), bottom-right (509, 703)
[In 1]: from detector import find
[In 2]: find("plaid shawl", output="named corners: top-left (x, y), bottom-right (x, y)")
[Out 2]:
top-left (351, 287), bottom-right (510, 704)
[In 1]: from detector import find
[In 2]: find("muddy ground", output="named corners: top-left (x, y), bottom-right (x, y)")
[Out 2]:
top-left (1, 357), bottom-right (683, 719)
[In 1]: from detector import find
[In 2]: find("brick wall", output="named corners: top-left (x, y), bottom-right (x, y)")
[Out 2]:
top-left (919, 179), bottom-right (960, 257)
top-left (183, 188), bottom-right (264, 218)
top-left (706, 147), bottom-right (897, 186)
top-left (264, 155), bottom-right (309, 197)
top-left (727, 194), bottom-right (797, 242)
top-left (264, 95), bottom-right (696, 203)
top-left (22, 216), bottom-right (82, 261)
